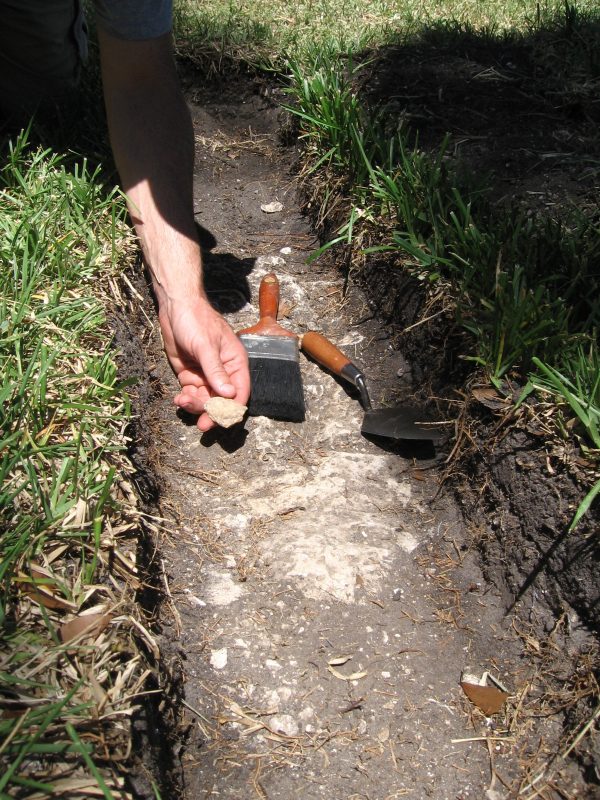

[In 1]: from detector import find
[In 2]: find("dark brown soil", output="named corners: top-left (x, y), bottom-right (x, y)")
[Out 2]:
top-left (111, 61), bottom-right (600, 799)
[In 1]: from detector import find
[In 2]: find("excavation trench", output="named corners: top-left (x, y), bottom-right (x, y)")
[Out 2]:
top-left (119, 77), bottom-right (596, 799)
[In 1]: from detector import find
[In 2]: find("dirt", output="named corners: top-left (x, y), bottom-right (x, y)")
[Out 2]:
top-left (350, 32), bottom-right (600, 636)
top-left (109, 64), bottom-right (600, 800)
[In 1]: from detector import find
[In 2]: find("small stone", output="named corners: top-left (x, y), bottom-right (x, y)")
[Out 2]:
top-left (256, 255), bottom-right (286, 269)
top-left (189, 594), bottom-right (206, 607)
top-left (277, 686), bottom-right (293, 703)
top-left (270, 714), bottom-right (299, 737)
top-left (204, 397), bottom-right (247, 428)
top-left (210, 648), bottom-right (228, 670)
top-left (377, 725), bottom-right (390, 743)
top-left (261, 201), bottom-right (284, 213)
top-left (264, 690), bottom-right (281, 711)
top-left (298, 706), bottom-right (315, 723)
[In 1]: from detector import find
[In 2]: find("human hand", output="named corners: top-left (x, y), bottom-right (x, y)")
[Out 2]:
top-left (158, 297), bottom-right (250, 431)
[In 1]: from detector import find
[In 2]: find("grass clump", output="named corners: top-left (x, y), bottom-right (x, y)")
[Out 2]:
top-left (0, 130), bottom-right (144, 798)
top-left (284, 36), bottom-right (599, 373)
top-left (521, 343), bottom-right (600, 530)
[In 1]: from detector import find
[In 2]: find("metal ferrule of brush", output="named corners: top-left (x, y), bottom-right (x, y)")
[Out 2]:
top-left (340, 363), bottom-right (372, 411)
top-left (241, 334), bottom-right (299, 360)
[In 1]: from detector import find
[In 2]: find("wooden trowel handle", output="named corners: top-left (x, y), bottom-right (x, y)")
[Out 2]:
top-left (301, 331), bottom-right (372, 410)
top-left (301, 331), bottom-right (351, 375)
top-left (237, 273), bottom-right (296, 338)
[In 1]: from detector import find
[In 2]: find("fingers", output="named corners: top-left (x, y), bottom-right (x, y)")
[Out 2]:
top-left (175, 335), bottom-right (250, 406)
top-left (173, 341), bottom-right (250, 432)
top-left (174, 384), bottom-right (210, 414)
top-left (160, 297), bottom-right (251, 430)
top-left (199, 348), bottom-right (237, 398)
top-left (174, 385), bottom-right (215, 431)
top-left (198, 331), bottom-right (250, 406)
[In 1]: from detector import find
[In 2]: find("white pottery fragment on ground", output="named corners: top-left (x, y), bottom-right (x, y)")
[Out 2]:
top-left (261, 201), bottom-right (284, 213)
top-left (210, 648), bottom-right (228, 670)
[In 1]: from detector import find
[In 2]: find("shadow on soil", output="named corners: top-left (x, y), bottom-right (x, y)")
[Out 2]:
top-left (360, 13), bottom-right (600, 212)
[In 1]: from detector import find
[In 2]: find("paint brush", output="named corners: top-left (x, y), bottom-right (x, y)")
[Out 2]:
top-left (237, 273), bottom-right (305, 421)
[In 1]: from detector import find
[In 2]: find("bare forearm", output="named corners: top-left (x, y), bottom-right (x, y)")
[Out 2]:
top-left (98, 30), bottom-right (203, 307)
top-left (97, 29), bottom-right (250, 422)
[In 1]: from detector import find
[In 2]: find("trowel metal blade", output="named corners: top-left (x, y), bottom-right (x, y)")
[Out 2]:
top-left (361, 407), bottom-right (444, 441)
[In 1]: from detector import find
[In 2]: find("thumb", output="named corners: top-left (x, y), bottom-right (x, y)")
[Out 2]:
top-left (201, 347), bottom-right (236, 397)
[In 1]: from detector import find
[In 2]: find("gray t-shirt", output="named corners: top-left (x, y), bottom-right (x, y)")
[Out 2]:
top-left (94, 0), bottom-right (173, 40)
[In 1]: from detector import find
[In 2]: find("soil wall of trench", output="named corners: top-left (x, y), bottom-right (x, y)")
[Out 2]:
top-left (354, 259), bottom-right (600, 637)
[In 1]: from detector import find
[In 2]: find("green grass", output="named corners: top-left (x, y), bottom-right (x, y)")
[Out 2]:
top-left (521, 344), bottom-right (600, 530)
top-left (0, 132), bottom-right (127, 595)
top-left (174, 0), bottom-right (600, 68)
top-left (0, 130), bottom-right (138, 797)
top-left (283, 50), bottom-right (598, 369)
top-left (276, 9), bottom-right (599, 522)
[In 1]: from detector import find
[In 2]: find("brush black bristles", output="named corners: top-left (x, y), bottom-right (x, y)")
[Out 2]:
top-left (247, 356), bottom-right (305, 421)
top-left (240, 333), bottom-right (305, 421)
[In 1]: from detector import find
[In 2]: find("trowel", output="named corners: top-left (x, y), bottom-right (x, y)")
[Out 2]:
top-left (300, 331), bottom-right (444, 442)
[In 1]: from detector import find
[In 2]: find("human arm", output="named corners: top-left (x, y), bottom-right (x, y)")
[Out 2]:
top-left (96, 29), bottom-right (250, 430)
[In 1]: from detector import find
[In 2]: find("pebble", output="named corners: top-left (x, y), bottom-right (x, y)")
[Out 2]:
top-left (210, 648), bottom-right (228, 670)
top-left (256, 255), bottom-right (286, 269)
top-left (261, 201), bottom-right (284, 213)
top-left (270, 714), bottom-right (299, 737)
top-left (188, 594), bottom-right (206, 607)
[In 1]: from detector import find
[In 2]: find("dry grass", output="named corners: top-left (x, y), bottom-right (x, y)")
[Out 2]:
top-left (0, 137), bottom-right (165, 798)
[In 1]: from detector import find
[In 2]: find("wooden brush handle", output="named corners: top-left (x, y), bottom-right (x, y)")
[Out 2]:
top-left (258, 273), bottom-right (279, 321)
top-left (238, 273), bottom-right (296, 338)
top-left (301, 331), bottom-right (351, 376)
